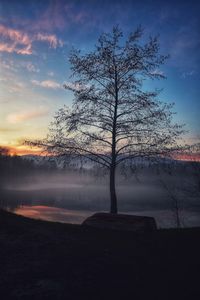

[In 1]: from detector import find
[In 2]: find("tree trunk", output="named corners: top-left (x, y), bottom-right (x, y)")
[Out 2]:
top-left (174, 197), bottom-right (181, 228)
top-left (110, 164), bottom-right (117, 214)
top-left (109, 61), bottom-right (118, 214)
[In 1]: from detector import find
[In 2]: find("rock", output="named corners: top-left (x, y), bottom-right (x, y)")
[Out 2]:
top-left (82, 212), bottom-right (157, 232)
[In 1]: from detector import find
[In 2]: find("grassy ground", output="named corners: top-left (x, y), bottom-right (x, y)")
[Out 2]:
top-left (0, 209), bottom-right (200, 299)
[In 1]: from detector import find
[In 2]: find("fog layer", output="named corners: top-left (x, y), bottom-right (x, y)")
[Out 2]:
top-left (1, 159), bottom-right (200, 228)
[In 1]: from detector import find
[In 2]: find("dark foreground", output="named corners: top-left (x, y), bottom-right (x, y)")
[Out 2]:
top-left (0, 210), bottom-right (200, 300)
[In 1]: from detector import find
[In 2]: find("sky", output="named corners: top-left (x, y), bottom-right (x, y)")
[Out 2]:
top-left (0, 0), bottom-right (199, 155)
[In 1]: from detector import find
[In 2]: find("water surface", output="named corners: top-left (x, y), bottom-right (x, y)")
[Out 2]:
top-left (1, 170), bottom-right (200, 228)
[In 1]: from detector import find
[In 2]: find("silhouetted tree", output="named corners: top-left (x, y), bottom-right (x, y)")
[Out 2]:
top-left (0, 146), bottom-right (9, 156)
top-left (27, 26), bottom-right (184, 213)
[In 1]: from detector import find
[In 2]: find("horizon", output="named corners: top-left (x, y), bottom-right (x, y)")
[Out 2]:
top-left (5, 151), bottom-right (200, 163)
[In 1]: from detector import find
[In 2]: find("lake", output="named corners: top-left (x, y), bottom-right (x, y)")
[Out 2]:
top-left (1, 177), bottom-right (200, 228)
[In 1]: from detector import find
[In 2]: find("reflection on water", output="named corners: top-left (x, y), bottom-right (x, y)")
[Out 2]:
top-left (5, 204), bottom-right (200, 228)
top-left (13, 205), bottom-right (93, 224)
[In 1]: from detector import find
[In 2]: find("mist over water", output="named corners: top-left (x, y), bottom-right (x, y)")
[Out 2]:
top-left (1, 161), bottom-right (200, 228)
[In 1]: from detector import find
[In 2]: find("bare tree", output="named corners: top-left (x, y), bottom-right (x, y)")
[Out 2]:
top-left (27, 26), bottom-right (184, 213)
top-left (159, 176), bottom-right (181, 228)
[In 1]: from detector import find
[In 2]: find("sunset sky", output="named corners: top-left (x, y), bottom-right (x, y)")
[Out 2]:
top-left (0, 0), bottom-right (199, 155)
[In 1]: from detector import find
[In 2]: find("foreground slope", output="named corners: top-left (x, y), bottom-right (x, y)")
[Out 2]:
top-left (0, 209), bottom-right (200, 299)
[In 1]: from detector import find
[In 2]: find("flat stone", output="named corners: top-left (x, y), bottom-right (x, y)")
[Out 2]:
top-left (82, 212), bottom-right (157, 232)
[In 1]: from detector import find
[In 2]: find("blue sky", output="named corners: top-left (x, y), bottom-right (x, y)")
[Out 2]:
top-left (0, 0), bottom-right (199, 154)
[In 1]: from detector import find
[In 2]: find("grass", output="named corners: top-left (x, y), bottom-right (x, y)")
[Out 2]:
top-left (0, 209), bottom-right (200, 299)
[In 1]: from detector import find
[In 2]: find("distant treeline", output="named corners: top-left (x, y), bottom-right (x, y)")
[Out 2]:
top-left (0, 148), bottom-right (58, 188)
top-left (0, 145), bottom-right (200, 188)
top-left (0, 147), bottom-right (100, 188)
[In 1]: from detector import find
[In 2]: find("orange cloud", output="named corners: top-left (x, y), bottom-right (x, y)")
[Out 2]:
top-left (0, 144), bottom-right (43, 156)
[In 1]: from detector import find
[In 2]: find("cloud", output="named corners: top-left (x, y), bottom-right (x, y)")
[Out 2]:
top-left (47, 71), bottom-right (54, 77)
top-left (0, 58), bottom-right (16, 71)
top-left (7, 108), bottom-right (49, 124)
top-left (36, 33), bottom-right (63, 48)
top-left (181, 70), bottom-right (195, 79)
top-left (0, 24), bottom-right (63, 55)
top-left (0, 41), bottom-right (32, 55)
top-left (0, 58), bottom-right (39, 73)
top-left (29, 1), bottom-right (87, 32)
top-left (150, 69), bottom-right (165, 76)
top-left (0, 145), bottom-right (42, 156)
top-left (0, 25), bottom-right (30, 44)
top-left (26, 62), bottom-right (40, 73)
top-left (8, 81), bottom-right (25, 93)
top-left (63, 81), bottom-right (88, 91)
top-left (0, 24), bottom-right (32, 55)
top-left (31, 80), bottom-right (61, 89)
top-left (0, 127), bottom-right (19, 132)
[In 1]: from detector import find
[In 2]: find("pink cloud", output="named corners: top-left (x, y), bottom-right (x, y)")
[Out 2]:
top-left (0, 24), bottom-right (63, 55)
top-left (0, 24), bottom-right (31, 45)
top-left (0, 24), bottom-right (32, 55)
top-left (17, 44), bottom-right (32, 55)
top-left (0, 43), bottom-right (15, 53)
top-left (0, 43), bottom-right (32, 55)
